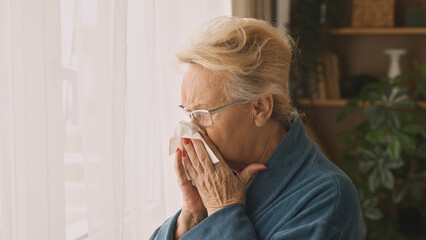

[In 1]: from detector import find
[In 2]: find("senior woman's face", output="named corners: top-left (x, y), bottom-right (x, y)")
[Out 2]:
top-left (181, 65), bottom-right (255, 172)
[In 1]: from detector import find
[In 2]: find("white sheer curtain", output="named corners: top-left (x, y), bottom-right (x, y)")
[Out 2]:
top-left (1, 0), bottom-right (231, 239)
top-left (0, 0), bottom-right (65, 240)
top-left (75, 0), bottom-right (231, 239)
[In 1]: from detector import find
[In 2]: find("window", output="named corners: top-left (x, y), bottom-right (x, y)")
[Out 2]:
top-left (61, 0), bottom-right (88, 239)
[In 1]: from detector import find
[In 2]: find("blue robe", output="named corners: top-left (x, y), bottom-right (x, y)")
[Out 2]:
top-left (151, 116), bottom-right (364, 239)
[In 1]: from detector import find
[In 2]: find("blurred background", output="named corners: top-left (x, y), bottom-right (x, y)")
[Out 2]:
top-left (1, 0), bottom-right (425, 239)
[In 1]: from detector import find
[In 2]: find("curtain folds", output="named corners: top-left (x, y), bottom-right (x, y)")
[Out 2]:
top-left (74, 0), bottom-right (128, 239)
top-left (73, 0), bottom-right (231, 239)
top-left (79, 1), bottom-right (231, 238)
top-left (0, 0), bottom-right (65, 240)
top-left (1, 0), bottom-right (231, 239)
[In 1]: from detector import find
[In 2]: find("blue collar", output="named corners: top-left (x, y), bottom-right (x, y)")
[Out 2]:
top-left (245, 114), bottom-right (313, 217)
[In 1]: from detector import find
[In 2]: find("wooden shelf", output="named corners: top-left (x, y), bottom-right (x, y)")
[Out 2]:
top-left (298, 98), bottom-right (426, 108)
top-left (331, 27), bottom-right (426, 35)
top-left (298, 99), bottom-right (347, 107)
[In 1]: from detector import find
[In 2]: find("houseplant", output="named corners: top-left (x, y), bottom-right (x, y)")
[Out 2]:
top-left (338, 62), bottom-right (426, 239)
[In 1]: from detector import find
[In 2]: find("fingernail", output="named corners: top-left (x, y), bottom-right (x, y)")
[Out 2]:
top-left (198, 131), bottom-right (204, 138)
top-left (259, 167), bottom-right (268, 171)
top-left (183, 138), bottom-right (190, 144)
top-left (176, 147), bottom-right (179, 152)
top-left (182, 150), bottom-right (186, 158)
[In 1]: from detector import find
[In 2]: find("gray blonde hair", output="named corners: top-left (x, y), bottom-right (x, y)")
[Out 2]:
top-left (177, 16), bottom-right (295, 126)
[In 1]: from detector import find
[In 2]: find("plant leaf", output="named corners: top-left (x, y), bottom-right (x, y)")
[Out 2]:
top-left (370, 113), bottom-right (385, 129)
top-left (385, 158), bottom-right (404, 169)
top-left (373, 145), bottom-right (384, 155)
top-left (393, 87), bottom-right (408, 100)
top-left (358, 149), bottom-right (376, 161)
top-left (367, 91), bottom-right (382, 101)
top-left (413, 60), bottom-right (426, 76)
top-left (393, 98), bottom-right (414, 108)
top-left (366, 127), bottom-right (388, 143)
top-left (387, 135), bottom-right (401, 160)
top-left (384, 85), bottom-right (392, 99)
top-left (364, 207), bottom-right (383, 220)
top-left (403, 112), bottom-right (413, 122)
top-left (378, 166), bottom-right (394, 190)
top-left (368, 167), bottom-right (380, 192)
top-left (388, 110), bottom-right (401, 129)
top-left (392, 182), bottom-right (408, 203)
top-left (396, 132), bottom-right (416, 154)
top-left (362, 197), bottom-right (379, 209)
top-left (359, 161), bottom-right (376, 173)
top-left (402, 124), bottom-right (422, 134)
top-left (363, 105), bottom-right (381, 115)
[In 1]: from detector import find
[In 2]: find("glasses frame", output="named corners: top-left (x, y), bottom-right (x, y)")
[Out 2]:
top-left (179, 100), bottom-right (245, 126)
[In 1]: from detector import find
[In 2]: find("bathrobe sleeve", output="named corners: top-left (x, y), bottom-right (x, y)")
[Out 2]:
top-left (178, 204), bottom-right (345, 240)
top-left (150, 204), bottom-right (345, 240)
top-left (150, 210), bottom-right (181, 240)
top-left (150, 205), bottom-right (257, 240)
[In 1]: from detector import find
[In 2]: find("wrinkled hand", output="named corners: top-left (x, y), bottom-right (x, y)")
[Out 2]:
top-left (174, 147), bottom-right (207, 240)
top-left (181, 133), bottom-right (266, 216)
top-left (175, 147), bottom-right (207, 216)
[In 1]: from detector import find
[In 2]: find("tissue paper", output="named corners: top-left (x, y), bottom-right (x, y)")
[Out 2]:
top-left (169, 121), bottom-right (219, 164)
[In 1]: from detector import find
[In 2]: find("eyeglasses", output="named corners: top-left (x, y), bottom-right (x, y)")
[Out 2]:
top-left (179, 100), bottom-right (245, 127)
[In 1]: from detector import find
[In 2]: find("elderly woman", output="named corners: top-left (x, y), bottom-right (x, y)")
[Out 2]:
top-left (151, 17), bottom-right (364, 240)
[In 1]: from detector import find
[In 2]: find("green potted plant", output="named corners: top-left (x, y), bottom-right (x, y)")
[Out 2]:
top-left (338, 62), bottom-right (426, 239)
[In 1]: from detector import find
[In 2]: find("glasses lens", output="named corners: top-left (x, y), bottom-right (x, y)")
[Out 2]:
top-left (192, 111), bottom-right (212, 126)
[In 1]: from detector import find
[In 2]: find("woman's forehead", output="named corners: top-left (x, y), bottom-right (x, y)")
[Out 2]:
top-left (181, 65), bottom-right (227, 110)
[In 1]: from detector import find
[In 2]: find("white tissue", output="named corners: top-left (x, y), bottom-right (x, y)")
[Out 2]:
top-left (169, 121), bottom-right (219, 164)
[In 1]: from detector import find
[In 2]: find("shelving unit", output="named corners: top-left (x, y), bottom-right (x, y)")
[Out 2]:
top-left (298, 98), bottom-right (426, 108)
top-left (333, 30), bottom-right (426, 80)
top-left (298, 99), bottom-right (346, 107)
top-left (300, 26), bottom-right (426, 161)
top-left (332, 27), bottom-right (426, 35)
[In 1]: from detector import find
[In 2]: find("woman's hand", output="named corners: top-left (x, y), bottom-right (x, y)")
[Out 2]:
top-left (175, 147), bottom-right (207, 215)
top-left (173, 147), bottom-right (207, 240)
top-left (181, 133), bottom-right (266, 216)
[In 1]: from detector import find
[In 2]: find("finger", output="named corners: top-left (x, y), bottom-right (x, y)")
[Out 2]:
top-left (237, 163), bottom-right (267, 186)
top-left (182, 138), bottom-right (204, 174)
top-left (191, 139), bottom-right (215, 174)
top-left (174, 147), bottom-right (191, 187)
top-left (182, 146), bottom-right (198, 179)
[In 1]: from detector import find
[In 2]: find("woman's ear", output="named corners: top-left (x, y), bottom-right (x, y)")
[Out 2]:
top-left (251, 95), bottom-right (274, 127)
